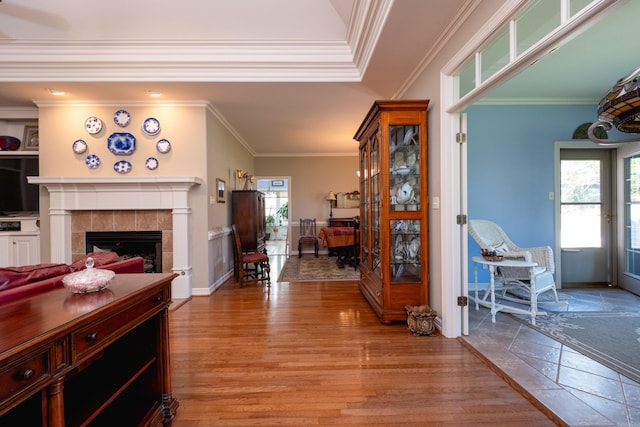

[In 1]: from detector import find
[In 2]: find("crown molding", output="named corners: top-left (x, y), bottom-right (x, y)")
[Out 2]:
top-left (0, 107), bottom-right (39, 119)
top-left (0, 40), bottom-right (361, 82)
top-left (347, 0), bottom-right (393, 74)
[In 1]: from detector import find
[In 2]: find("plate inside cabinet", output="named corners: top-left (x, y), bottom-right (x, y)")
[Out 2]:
top-left (113, 160), bottom-right (132, 174)
top-left (145, 157), bottom-right (159, 170)
top-left (156, 138), bottom-right (171, 153)
top-left (142, 117), bottom-right (160, 135)
top-left (84, 116), bottom-right (103, 135)
top-left (85, 154), bottom-right (100, 169)
top-left (72, 139), bottom-right (88, 154)
top-left (113, 109), bottom-right (130, 127)
top-left (107, 132), bottom-right (136, 155)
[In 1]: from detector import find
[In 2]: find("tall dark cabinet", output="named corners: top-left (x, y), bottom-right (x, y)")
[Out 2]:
top-left (232, 190), bottom-right (266, 253)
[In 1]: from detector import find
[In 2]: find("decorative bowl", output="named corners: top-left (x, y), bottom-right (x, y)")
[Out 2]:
top-left (481, 248), bottom-right (503, 262)
top-left (62, 257), bottom-right (115, 293)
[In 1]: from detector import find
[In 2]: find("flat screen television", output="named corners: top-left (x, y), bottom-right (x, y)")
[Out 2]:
top-left (0, 156), bottom-right (39, 214)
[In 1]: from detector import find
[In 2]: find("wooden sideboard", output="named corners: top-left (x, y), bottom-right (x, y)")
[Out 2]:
top-left (0, 272), bottom-right (179, 426)
top-left (328, 217), bottom-right (357, 227)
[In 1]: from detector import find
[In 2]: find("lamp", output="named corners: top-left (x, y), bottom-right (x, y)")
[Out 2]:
top-left (326, 191), bottom-right (337, 218)
top-left (589, 66), bottom-right (640, 145)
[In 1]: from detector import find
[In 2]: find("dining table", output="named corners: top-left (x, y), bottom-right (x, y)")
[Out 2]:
top-left (319, 226), bottom-right (356, 268)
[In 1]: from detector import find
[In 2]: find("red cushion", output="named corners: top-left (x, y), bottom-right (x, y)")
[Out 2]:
top-left (0, 264), bottom-right (72, 291)
top-left (243, 252), bottom-right (269, 263)
top-left (70, 251), bottom-right (121, 271)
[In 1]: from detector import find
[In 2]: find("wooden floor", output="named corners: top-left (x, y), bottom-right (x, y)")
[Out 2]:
top-left (169, 268), bottom-right (558, 426)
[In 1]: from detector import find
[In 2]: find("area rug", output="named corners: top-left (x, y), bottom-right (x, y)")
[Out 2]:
top-left (277, 256), bottom-right (359, 282)
top-left (512, 311), bottom-right (640, 384)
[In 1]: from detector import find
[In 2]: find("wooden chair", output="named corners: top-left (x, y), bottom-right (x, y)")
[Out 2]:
top-left (298, 218), bottom-right (319, 258)
top-left (232, 224), bottom-right (270, 286)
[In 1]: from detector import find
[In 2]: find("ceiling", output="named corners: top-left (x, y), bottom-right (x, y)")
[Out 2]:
top-left (0, 0), bottom-right (637, 156)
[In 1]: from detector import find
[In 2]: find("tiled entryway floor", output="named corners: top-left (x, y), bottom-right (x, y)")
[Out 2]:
top-left (462, 286), bottom-right (640, 426)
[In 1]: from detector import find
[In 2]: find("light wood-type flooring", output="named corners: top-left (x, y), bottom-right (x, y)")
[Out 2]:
top-left (168, 253), bottom-right (558, 426)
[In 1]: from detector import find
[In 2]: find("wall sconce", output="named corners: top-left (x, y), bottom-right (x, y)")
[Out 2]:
top-left (236, 169), bottom-right (244, 179)
top-left (326, 190), bottom-right (337, 218)
top-left (589, 66), bottom-right (640, 145)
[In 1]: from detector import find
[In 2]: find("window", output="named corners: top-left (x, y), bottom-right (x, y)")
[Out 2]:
top-left (561, 159), bottom-right (601, 248)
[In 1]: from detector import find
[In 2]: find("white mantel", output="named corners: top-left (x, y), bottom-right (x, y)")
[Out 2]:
top-left (28, 176), bottom-right (202, 299)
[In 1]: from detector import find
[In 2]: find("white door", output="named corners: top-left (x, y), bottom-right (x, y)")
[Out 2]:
top-left (618, 149), bottom-right (640, 295)
top-left (559, 149), bottom-right (614, 286)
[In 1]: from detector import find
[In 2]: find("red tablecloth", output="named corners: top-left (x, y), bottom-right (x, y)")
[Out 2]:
top-left (319, 227), bottom-right (354, 248)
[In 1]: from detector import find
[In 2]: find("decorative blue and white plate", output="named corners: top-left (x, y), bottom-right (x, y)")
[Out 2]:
top-left (156, 138), bottom-right (171, 153)
top-left (113, 109), bottom-right (130, 127)
top-left (107, 132), bottom-right (136, 155)
top-left (145, 157), bottom-right (159, 170)
top-left (113, 160), bottom-right (132, 174)
top-left (142, 117), bottom-right (160, 135)
top-left (72, 140), bottom-right (88, 154)
top-left (84, 116), bottom-right (103, 135)
top-left (85, 154), bottom-right (100, 169)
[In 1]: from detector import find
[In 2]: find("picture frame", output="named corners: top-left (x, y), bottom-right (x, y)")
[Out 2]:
top-left (23, 126), bottom-right (39, 150)
top-left (216, 178), bottom-right (226, 203)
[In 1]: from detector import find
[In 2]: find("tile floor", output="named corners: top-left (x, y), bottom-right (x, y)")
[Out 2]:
top-left (462, 286), bottom-right (640, 426)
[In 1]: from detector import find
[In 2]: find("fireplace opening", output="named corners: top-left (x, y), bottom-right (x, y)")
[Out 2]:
top-left (85, 231), bottom-right (162, 273)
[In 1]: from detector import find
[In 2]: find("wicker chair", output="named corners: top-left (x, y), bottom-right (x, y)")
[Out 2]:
top-left (468, 219), bottom-right (563, 305)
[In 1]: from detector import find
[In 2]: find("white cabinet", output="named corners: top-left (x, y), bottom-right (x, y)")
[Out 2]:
top-left (0, 216), bottom-right (41, 267)
top-left (0, 233), bottom-right (40, 267)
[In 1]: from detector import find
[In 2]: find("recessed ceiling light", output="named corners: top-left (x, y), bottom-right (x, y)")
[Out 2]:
top-left (48, 89), bottom-right (65, 96)
top-left (148, 91), bottom-right (162, 97)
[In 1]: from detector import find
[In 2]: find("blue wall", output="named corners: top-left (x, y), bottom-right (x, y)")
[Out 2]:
top-left (466, 104), bottom-right (597, 282)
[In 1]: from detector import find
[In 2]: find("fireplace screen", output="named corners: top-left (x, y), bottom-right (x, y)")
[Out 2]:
top-left (85, 231), bottom-right (162, 273)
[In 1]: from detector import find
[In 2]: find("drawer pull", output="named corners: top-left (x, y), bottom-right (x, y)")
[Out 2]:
top-left (86, 332), bottom-right (98, 342)
top-left (19, 368), bottom-right (35, 381)
top-left (155, 295), bottom-right (163, 302)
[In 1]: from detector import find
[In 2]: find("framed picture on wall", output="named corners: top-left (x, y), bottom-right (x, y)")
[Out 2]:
top-left (23, 126), bottom-right (39, 150)
top-left (216, 178), bottom-right (226, 203)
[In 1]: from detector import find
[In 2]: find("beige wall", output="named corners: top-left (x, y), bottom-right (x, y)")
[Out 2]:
top-left (255, 156), bottom-right (359, 223)
top-left (35, 103), bottom-right (252, 294)
top-left (400, 0), bottom-right (506, 329)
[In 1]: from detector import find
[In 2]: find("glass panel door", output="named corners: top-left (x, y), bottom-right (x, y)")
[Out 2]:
top-left (625, 155), bottom-right (640, 276)
top-left (370, 131), bottom-right (380, 276)
top-left (560, 149), bottom-right (612, 285)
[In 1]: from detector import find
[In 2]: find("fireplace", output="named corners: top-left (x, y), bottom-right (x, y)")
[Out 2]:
top-left (86, 231), bottom-right (162, 273)
top-left (28, 176), bottom-right (203, 299)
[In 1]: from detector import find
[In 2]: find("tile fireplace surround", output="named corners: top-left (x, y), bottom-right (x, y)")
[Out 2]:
top-left (28, 176), bottom-right (202, 299)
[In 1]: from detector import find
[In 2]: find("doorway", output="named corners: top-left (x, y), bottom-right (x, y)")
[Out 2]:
top-left (557, 147), bottom-right (615, 288)
top-left (257, 178), bottom-right (289, 256)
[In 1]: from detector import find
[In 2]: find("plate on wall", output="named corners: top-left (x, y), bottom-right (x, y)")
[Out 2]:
top-left (84, 116), bottom-right (103, 135)
top-left (107, 132), bottom-right (136, 155)
top-left (72, 139), bottom-right (88, 154)
top-left (85, 154), bottom-right (100, 169)
top-left (156, 138), bottom-right (171, 153)
top-left (113, 160), bottom-right (132, 174)
top-left (142, 117), bottom-right (160, 135)
top-left (145, 157), bottom-right (159, 170)
top-left (113, 109), bottom-right (131, 127)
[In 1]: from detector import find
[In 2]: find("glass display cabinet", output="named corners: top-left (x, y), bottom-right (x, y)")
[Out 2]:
top-left (354, 100), bottom-right (429, 324)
